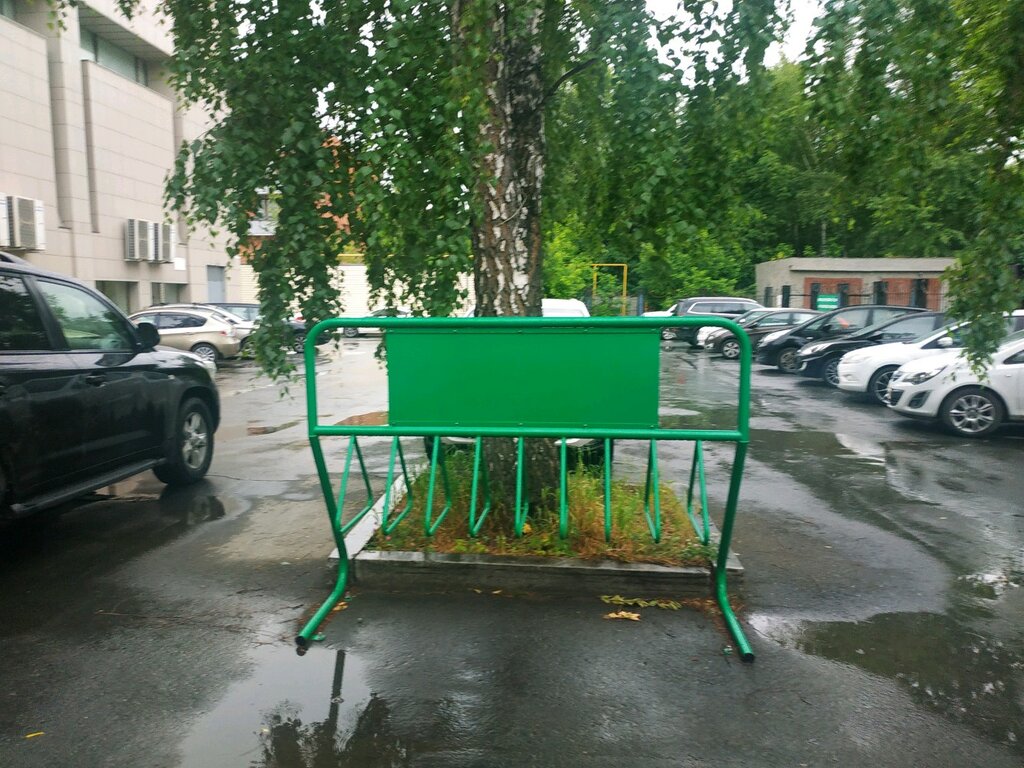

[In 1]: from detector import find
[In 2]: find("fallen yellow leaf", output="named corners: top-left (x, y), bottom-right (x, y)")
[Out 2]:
top-left (603, 611), bottom-right (641, 621)
top-left (25, 732), bottom-right (44, 739)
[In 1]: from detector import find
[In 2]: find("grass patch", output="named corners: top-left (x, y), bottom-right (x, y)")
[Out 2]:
top-left (369, 453), bottom-right (716, 568)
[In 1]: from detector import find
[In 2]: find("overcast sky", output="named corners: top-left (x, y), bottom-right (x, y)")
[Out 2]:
top-left (645, 0), bottom-right (823, 65)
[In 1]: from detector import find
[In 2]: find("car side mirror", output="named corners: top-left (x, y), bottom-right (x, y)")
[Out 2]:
top-left (136, 322), bottom-right (160, 349)
top-left (936, 336), bottom-right (953, 348)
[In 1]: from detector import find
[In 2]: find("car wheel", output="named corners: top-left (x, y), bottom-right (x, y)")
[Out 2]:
top-left (154, 398), bottom-right (215, 485)
top-left (343, 327), bottom-right (360, 338)
top-left (867, 366), bottom-right (898, 405)
top-left (823, 357), bottom-right (841, 387)
top-left (720, 338), bottom-right (740, 360)
top-left (939, 387), bottom-right (1004, 438)
top-left (777, 347), bottom-right (800, 374)
top-left (190, 343), bottom-right (218, 364)
top-left (292, 333), bottom-right (307, 354)
top-left (660, 328), bottom-right (675, 341)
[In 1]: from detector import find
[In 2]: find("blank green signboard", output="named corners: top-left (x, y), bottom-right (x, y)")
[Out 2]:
top-left (386, 327), bottom-right (661, 430)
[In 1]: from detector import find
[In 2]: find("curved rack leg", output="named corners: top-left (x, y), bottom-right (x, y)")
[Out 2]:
top-left (716, 441), bottom-right (754, 662)
top-left (298, 435), bottom-right (351, 650)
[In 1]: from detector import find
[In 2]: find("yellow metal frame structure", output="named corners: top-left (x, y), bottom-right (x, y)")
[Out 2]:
top-left (590, 263), bottom-right (629, 316)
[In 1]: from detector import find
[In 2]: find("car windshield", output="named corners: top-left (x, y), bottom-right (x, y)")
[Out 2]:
top-left (1000, 328), bottom-right (1024, 347)
top-left (736, 309), bottom-right (773, 325)
top-left (848, 313), bottom-right (938, 342)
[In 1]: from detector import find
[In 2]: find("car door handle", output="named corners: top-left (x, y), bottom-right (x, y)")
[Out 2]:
top-left (84, 373), bottom-right (106, 387)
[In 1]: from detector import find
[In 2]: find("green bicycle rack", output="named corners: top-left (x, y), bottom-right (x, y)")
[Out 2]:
top-left (298, 315), bottom-right (755, 662)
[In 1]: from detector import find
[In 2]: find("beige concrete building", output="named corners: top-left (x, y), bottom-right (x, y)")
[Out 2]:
top-left (0, 0), bottom-right (241, 311)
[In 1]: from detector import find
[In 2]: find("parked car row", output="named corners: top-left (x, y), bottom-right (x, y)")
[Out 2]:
top-left (691, 299), bottom-right (1024, 437)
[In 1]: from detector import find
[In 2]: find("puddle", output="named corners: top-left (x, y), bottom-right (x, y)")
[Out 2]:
top-left (790, 612), bottom-right (1023, 753)
top-left (178, 645), bottom-right (411, 768)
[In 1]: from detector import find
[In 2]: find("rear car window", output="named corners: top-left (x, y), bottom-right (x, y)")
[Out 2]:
top-left (0, 274), bottom-right (52, 351)
top-left (162, 313), bottom-right (207, 329)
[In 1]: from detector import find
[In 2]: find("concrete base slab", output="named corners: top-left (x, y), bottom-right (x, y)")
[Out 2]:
top-left (354, 549), bottom-right (741, 596)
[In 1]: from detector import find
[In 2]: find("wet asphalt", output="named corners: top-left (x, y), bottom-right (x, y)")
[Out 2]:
top-left (1, 339), bottom-right (1022, 767)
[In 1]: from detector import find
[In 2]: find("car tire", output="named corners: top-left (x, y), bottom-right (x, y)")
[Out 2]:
top-left (822, 356), bottom-right (841, 387)
top-left (292, 333), bottom-right (307, 354)
top-left (867, 366), bottom-right (898, 405)
top-left (720, 338), bottom-right (741, 360)
top-left (939, 386), bottom-right (1004, 438)
top-left (660, 328), bottom-right (675, 341)
top-left (343, 327), bottom-right (360, 338)
top-left (190, 343), bottom-right (219, 364)
top-left (777, 347), bottom-right (800, 374)
top-left (154, 398), bottom-right (215, 485)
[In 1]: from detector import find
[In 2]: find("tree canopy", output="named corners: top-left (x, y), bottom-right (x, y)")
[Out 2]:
top-left (68, 0), bottom-right (1024, 373)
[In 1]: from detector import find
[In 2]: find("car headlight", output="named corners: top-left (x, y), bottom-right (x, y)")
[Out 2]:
top-left (761, 330), bottom-right (787, 344)
top-left (842, 351), bottom-right (868, 364)
top-left (903, 364), bottom-right (947, 385)
top-left (801, 343), bottom-right (826, 356)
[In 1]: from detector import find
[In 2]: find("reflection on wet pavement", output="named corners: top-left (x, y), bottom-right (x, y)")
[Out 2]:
top-left (179, 645), bottom-right (406, 768)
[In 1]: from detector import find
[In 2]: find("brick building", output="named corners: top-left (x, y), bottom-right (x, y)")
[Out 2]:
top-left (755, 257), bottom-right (954, 312)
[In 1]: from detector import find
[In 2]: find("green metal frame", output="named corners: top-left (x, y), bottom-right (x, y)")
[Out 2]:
top-left (297, 316), bottom-right (755, 662)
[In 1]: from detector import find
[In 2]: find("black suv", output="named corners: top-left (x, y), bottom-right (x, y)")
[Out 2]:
top-left (666, 297), bottom-right (763, 346)
top-left (756, 304), bottom-right (927, 373)
top-left (0, 253), bottom-right (220, 520)
top-left (794, 311), bottom-right (948, 386)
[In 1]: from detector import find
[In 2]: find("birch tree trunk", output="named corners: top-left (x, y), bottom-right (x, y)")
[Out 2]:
top-left (459, 1), bottom-right (561, 510)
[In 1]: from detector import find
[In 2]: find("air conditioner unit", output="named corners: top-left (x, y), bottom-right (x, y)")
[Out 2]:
top-left (158, 222), bottom-right (176, 263)
top-left (4, 196), bottom-right (45, 251)
top-left (125, 219), bottom-right (160, 262)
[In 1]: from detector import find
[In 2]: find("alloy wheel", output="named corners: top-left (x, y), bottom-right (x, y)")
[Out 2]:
top-left (181, 411), bottom-right (210, 470)
top-left (948, 393), bottom-right (996, 435)
top-left (823, 358), bottom-right (840, 387)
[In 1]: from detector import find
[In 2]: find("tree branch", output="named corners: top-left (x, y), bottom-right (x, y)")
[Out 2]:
top-left (543, 57), bottom-right (601, 103)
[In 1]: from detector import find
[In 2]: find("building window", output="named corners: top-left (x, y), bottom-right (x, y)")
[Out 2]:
top-left (79, 28), bottom-right (150, 86)
top-left (873, 281), bottom-right (888, 304)
top-left (95, 280), bottom-right (138, 313)
top-left (207, 266), bottom-right (226, 303)
top-left (838, 282), bottom-right (850, 307)
top-left (781, 285), bottom-right (791, 308)
top-left (763, 287), bottom-right (774, 307)
top-left (810, 282), bottom-right (821, 310)
top-left (152, 283), bottom-right (185, 305)
top-left (912, 279), bottom-right (929, 308)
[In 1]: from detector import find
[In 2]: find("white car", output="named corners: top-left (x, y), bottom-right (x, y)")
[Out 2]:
top-left (838, 311), bottom-right (1024, 404)
top-left (886, 330), bottom-right (1024, 437)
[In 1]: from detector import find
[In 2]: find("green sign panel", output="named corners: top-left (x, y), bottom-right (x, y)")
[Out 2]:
top-left (386, 326), bottom-right (661, 430)
top-left (816, 293), bottom-right (839, 310)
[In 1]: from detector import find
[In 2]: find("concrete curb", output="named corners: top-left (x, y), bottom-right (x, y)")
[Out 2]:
top-left (330, 465), bottom-right (743, 596)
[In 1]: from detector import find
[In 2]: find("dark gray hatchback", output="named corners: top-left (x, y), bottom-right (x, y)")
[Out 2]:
top-left (0, 254), bottom-right (219, 520)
